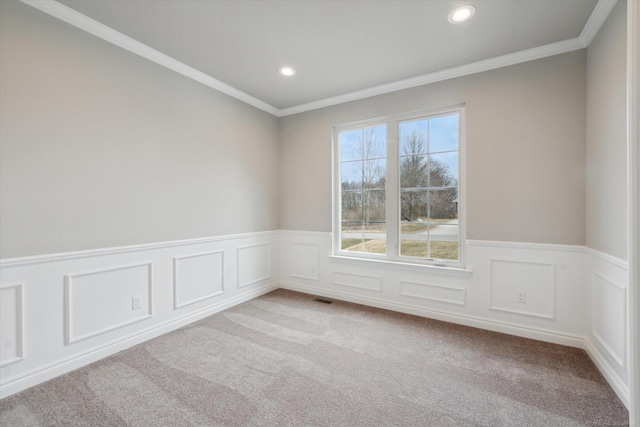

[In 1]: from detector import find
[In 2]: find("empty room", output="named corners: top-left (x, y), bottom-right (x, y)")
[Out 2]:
top-left (1, 0), bottom-right (639, 425)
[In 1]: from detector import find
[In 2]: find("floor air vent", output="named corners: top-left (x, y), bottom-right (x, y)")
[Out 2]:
top-left (313, 298), bottom-right (333, 304)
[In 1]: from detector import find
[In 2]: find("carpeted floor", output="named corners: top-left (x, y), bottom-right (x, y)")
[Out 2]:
top-left (0, 289), bottom-right (629, 426)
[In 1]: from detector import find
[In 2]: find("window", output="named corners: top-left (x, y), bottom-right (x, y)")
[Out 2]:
top-left (333, 105), bottom-right (465, 267)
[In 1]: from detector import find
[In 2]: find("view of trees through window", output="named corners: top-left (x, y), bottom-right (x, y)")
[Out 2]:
top-left (340, 125), bottom-right (387, 254)
top-left (338, 111), bottom-right (460, 262)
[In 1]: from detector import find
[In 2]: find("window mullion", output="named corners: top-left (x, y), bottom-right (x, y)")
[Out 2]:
top-left (386, 122), bottom-right (399, 258)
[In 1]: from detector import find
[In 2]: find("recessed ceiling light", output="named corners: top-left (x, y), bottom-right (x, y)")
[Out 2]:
top-left (279, 67), bottom-right (296, 77)
top-left (448, 5), bottom-right (476, 23)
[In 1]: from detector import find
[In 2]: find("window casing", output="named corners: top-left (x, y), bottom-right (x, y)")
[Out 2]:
top-left (333, 105), bottom-right (466, 268)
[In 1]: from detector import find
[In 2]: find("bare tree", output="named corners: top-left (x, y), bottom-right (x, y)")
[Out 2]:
top-left (341, 128), bottom-right (386, 227)
top-left (400, 130), bottom-right (457, 220)
top-left (400, 130), bottom-right (428, 220)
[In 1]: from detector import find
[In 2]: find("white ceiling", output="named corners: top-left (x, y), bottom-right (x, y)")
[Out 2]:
top-left (31, 0), bottom-right (607, 115)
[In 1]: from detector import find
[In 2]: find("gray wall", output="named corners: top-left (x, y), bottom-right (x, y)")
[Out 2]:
top-left (585, 0), bottom-right (628, 260)
top-left (0, 1), bottom-right (280, 258)
top-left (280, 51), bottom-right (587, 245)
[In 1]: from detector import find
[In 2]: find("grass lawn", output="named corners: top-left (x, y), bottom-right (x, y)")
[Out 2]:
top-left (401, 240), bottom-right (458, 260)
top-left (341, 238), bottom-right (372, 250)
top-left (342, 239), bottom-right (386, 254)
top-left (400, 219), bottom-right (454, 233)
top-left (344, 239), bottom-right (459, 260)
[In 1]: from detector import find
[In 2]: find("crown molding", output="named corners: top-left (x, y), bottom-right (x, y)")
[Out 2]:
top-left (20, 0), bottom-right (615, 118)
top-left (579, 0), bottom-right (618, 47)
top-left (19, 0), bottom-right (280, 117)
top-left (277, 37), bottom-right (585, 117)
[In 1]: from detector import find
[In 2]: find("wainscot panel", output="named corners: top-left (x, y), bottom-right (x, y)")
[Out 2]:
top-left (0, 231), bottom-right (279, 399)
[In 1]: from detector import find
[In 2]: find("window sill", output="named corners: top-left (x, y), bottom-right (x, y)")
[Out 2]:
top-left (328, 254), bottom-right (473, 278)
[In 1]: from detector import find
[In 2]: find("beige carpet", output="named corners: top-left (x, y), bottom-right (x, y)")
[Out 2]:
top-left (0, 289), bottom-right (629, 426)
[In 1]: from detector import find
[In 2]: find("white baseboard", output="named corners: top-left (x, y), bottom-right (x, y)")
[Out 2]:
top-left (0, 282), bottom-right (278, 399)
top-left (279, 281), bottom-right (585, 349)
top-left (584, 337), bottom-right (630, 409)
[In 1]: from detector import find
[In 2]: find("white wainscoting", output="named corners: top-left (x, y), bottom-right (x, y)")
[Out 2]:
top-left (173, 250), bottom-right (224, 309)
top-left (0, 282), bottom-right (24, 367)
top-left (0, 231), bottom-right (279, 399)
top-left (399, 280), bottom-right (466, 306)
top-left (489, 259), bottom-right (555, 320)
top-left (65, 262), bottom-right (153, 345)
top-left (0, 230), bottom-right (631, 409)
top-left (281, 234), bottom-right (586, 349)
top-left (583, 247), bottom-right (629, 408)
top-left (237, 243), bottom-right (271, 288)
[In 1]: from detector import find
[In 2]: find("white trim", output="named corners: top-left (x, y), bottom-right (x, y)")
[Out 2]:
top-left (279, 38), bottom-right (585, 117)
top-left (18, 0), bottom-right (279, 116)
top-left (0, 282), bottom-right (25, 367)
top-left (585, 246), bottom-right (629, 269)
top-left (19, 1), bottom-right (615, 118)
top-left (489, 259), bottom-right (556, 320)
top-left (579, 0), bottom-right (618, 47)
top-left (65, 262), bottom-right (153, 344)
top-left (173, 250), bottom-right (225, 309)
top-left (0, 230), bottom-right (278, 268)
top-left (584, 337), bottom-right (630, 409)
top-left (278, 230), bottom-right (331, 239)
top-left (627, 0), bottom-right (640, 423)
top-left (467, 239), bottom-right (586, 254)
top-left (592, 272), bottom-right (627, 369)
top-left (399, 280), bottom-right (466, 306)
top-left (332, 272), bottom-right (383, 292)
top-left (279, 281), bottom-right (585, 348)
top-left (236, 243), bottom-right (271, 288)
top-left (0, 282), bottom-right (279, 399)
top-left (328, 254), bottom-right (473, 277)
top-left (288, 242), bottom-right (321, 281)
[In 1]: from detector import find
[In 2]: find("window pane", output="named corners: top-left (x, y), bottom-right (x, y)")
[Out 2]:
top-left (429, 188), bottom-right (458, 220)
top-left (429, 113), bottom-right (459, 153)
top-left (400, 190), bottom-right (428, 222)
top-left (362, 126), bottom-right (387, 159)
top-left (364, 190), bottom-right (385, 222)
top-left (336, 109), bottom-right (461, 265)
top-left (429, 152), bottom-right (458, 187)
top-left (340, 130), bottom-right (362, 161)
top-left (400, 153), bottom-right (428, 190)
top-left (341, 221), bottom-right (363, 251)
top-left (363, 159), bottom-right (386, 189)
top-left (340, 221), bottom-right (386, 254)
top-left (341, 161), bottom-right (362, 189)
top-left (430, 221), bottom-right (459, 260)
top-left (361, 221), bottom-right (386, 254)
top-left (400, 119), bottom-right (428, 155)
top-left (341, 191), bottom-right (362, 221)
top-left (400, 238), bottom-right (428, 258)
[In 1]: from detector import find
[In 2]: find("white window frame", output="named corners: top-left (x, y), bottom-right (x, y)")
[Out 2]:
top-left (332, 104), bottom-right (467, 269)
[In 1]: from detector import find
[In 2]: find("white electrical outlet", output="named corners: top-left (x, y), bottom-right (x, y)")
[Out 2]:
top-left (517, 290), bottom-right (526, 304)
top-left (132, 296), bottom-right (142, 310)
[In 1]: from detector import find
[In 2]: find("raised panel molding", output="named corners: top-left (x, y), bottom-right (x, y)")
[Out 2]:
top-left (0, 283), bottom-right (25, 367)
top-left (289, 242), bottom-right (320, 281)
top-left (592, 272), bottom-right (627, 369)
top-left (173, 250), bottom-right (224, 309)
top-left (489, 259), bottom-right (555, 320)
top-left (237, 243), bottom-right (271, 288)
top-left (333, 272), bottom-right (382, 292)
top-left (65, 263), bottom-right (153, 344)
top-left (400, 280), bottom-right (466, 306)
